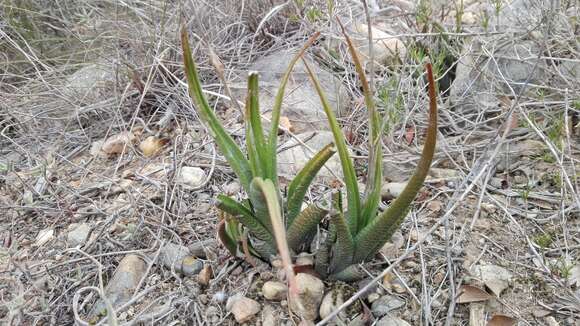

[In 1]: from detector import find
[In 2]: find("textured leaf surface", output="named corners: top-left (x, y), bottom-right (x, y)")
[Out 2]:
top-left (181, 28), bottom-right (252, 192)
top-left (287, 204), bottom-right (328, 251)
top-left (302, 59), bottom-right (361, 233)
top-left (329, 212), bottom-right (354, 273)
top-left (354, 63), bottom-right (438, 263)
top-left (216, 195), bottom-right (273, 246)
top-left (266, 32), bottom-right (321, 183)
top-left (286, 143), bottom-right (335, 226)
top-left (338, 19), bottom-right (382, 229)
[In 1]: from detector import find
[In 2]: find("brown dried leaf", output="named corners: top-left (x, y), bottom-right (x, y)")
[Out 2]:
top-left (139, 136), bottom-right (168, 157)
top-left (405, 126), bottom-right (415, 145)
top-left (208, 47), bottom-right (225, 76)
top-left (426, 200), bottom-right (442, 213)
top-left (457, 285), bottom-right (492, 303)
top-left (487, 314), bottom-right (517, 326)
top-left (279, 116), bottom-right (294, 133)
top-left (102, 132), bottom-right (136, 155)
top-left (130, 67), bottom-right (145, 94)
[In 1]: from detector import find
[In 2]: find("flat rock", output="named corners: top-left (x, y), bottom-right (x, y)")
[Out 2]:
top-left (65, 62), bottom-right (120, 102)
top-left (231, 50), bottom-right (348, 134)
top-left (66, 223), bottom-right (91, 247)
top-left (277, 131), bottom-right (342, 179)
top-left (472, 264), bottom-right (513, 297)
top-left (371, 295), bottom-right (405, 317)
top-left (352, 23), bottom-right (407, 66)
top-left (377, 315), bottom-right (412, 326)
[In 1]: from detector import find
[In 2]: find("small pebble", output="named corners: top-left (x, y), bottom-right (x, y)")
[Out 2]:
top-left (226, 295), bottom-right (261, 323)
top-left (262, 281), bottom-right (288, 301)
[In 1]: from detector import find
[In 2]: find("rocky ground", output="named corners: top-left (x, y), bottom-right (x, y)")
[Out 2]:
top-left (1, 0), bottom-right (579, 325)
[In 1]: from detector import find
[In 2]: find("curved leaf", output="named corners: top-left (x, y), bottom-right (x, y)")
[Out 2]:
top-left (329, 264), bottom-right (366, 282)
top-left (337, 19), bottom-right (382, 228)
top-left (266, 32), bottom-right (321, 183)
top-left (245, 72), bottom-right (267, 178)
top-left (181, 27), bottom-right (253, 192)
top-left (302, 59), bottom-right (361, 234)
top-left (287, 204), bottom-right (328, 252)
top-left (332, 190), bottom-right (343, 214)
top-left (286, 143), bottom-right (336, 226)
top-left (353, 63), bottom-right (438, 263)
top-left (329, 212), bottom-right (354, 274)
top-left (216, 194), bottom-right (274, 245)
top-left (217, 219), bottom-right (239, 257)
top-left (249, 180), bottom-right (273, 234)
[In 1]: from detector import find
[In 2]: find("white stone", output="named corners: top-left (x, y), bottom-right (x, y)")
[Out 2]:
top-left (226, 295), bottom-right (261, 323)
top-left (277, 131), bottom-right (342, 179)
top-left (178, 166), bottom-right (206, 189)
top-left (231, 50), bottom-right (348, 134)
top-left (381, 182), bottom-right (407, 200)
top-left (353, 24), bottom-right (407, 66)
top-left (262, 281), bottom-right (288, 301)
top-left (289, 273), bottom-right (325, 320)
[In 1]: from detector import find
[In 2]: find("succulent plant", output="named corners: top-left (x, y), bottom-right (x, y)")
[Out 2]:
top-left (181, 28), bottom-right (333, 264)
top-left (182, 24), bottom-right (438, 282)
top-left (301, 23), bottom-right (439, 280)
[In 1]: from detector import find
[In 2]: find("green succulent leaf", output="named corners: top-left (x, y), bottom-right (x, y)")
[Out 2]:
top-left (353, 63), bottom-right (438, 263)
top-left (286, 143), bottom-right (336, 226)
top-left (217, 218), bottom-right (239, 257)
top-left (249, 180), bottom-right (274, 235)
top-left (287, 204), bottom-right (328, 252)
top-left (360, 143), bottom-right (382, 225)
top-left (329, 212), bottom-right (354, 273)
top-left (245, 72), bottom-right (268, 178)
top-left (332, 190), bottom-right (343, 214)
top-left (337, 19), bottom-right (382, 228)
top-left (329, 264), bottom-right (366, 282)
top-left (181, 27), bottom-right (253, 192)
top-left (302, 59), bottom-right (361, 234)
top-left (216, 194), bottom-right (274, 246)
top-left (266, 32), bottom-right (321, 184)
top-left (315, 225), bottom-right (336, 279)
